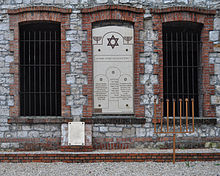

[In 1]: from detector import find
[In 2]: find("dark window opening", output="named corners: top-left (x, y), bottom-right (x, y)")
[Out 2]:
top-left (163, 22), bottom-right (203, 117)
top-left (19, 22), bottom-right (61, 116)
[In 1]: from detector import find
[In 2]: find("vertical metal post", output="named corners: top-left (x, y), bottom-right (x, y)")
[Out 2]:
top-left (192, 98), bottom-right (195, 133)
top-left (186, 98), bottom-right (188, 132)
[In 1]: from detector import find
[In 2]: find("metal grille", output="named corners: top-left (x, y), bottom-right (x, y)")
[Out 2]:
top-left (19, 22), bottom-right (61, 116)
top-left (163, 22), bottom-right (203, 117)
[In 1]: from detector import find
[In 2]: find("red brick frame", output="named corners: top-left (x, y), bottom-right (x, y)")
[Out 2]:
top-left (81, 5), bottom-right (145, 118)
top-left (151, 7), bottom-right (216, 119)
top-left (8, 6), bottom-right (71, 118)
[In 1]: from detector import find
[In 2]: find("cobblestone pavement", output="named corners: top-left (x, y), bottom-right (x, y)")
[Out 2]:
top-left (0, 161), bottom-right (219, 176)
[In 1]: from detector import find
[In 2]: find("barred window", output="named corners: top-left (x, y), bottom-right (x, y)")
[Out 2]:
top-left (163, 22), bottom-right (203, 117)
top-left (19, 22), bottom-right (61, 116)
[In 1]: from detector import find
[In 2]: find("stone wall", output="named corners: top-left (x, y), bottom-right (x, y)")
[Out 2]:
top-left (0, 0), bottom-right (220, 150)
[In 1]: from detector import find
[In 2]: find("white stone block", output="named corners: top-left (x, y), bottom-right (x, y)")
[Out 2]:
top-left (215, 64), bottom-right (220, 74)
top-left (136, 128), bottom-right (146, 137)
top-left (71, 107), bottom-right (82, 116)
top-left (211, 95), bottom-right (220, 104)
top-left (0, 108), bottom-right (9, 116)
top-left (17, 131), bottom-right (28, 138)
top-left (109, 127), bottom-right (122, 132)
top-left (71, 0), bottom-right (78, 4)
top-left (71, 43), bottom-right (81, 52)
top-left (145, 64), bottom-right (153, 74)
top-left (177, 0), bottom-right (188, 3)
top-left (164, 0), bottom-right (175, 3)
top-left (0, 126), bottom-right (9, 131)
top-left (100, 126), bottom-right (108, 132)
top-left (112, 0), bottom-right (119, 4)
top-left (120, 0), bottom-right (129, 3)
top-left (54, 0), bottom-right (64, 3)
top-left (214, 18), bottom-right (220, 30)
top-left (97, 0), bottom-right (108, 3)
top-left (144, 41), bottom-right (153, 52)
top-left (194, 0), bottom-right (206, 3)
top-left (0, 23), bottom-right (8, 31)
top-left (28, 131), bottom-right (39, 138)
top-left (210, 31), bottom-right (219, 41)
top-left (81, 0), bottom-right (88, 4)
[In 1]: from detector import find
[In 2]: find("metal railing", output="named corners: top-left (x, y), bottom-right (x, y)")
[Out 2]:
top-left (154, 98), bottom-right (195, 163)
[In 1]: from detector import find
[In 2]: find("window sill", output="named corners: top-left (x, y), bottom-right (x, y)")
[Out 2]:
top-left (8, 117), bottom-right (73, 124)
top-left (81, 115), bottom-right (146, 124)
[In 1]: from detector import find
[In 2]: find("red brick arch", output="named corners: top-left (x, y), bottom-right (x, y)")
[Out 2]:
top-left (8, 6), bottom-right (72, 118)
top-left (151, 7), bottom-right (216, 119)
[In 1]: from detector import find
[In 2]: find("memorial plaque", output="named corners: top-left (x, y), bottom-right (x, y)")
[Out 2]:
top-left (93, 26), bottom-right (134, 114)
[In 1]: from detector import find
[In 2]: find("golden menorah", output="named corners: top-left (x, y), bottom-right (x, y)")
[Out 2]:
top-left (154, 98), bottom-right (195, 164)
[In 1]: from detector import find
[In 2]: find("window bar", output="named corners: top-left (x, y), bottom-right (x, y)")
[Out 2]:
top-left (165, 32), bottom-right (169, 116)
top-left (186, 32), bottom-right (190, 110)
top-left (34, 31), bottom-right (36, 116)
top-left (29, 31), bottom-right (31, 116)
top-left (176, 32), bottom-right (179, 116)
top-left (196, 33), bottom-right (200, 117)
top-left (50, 31), bottom-right (52, 115)
top-left (191, 32), bottom-right (194, 117)
top-left (23, 31), bottom-right (26, 116)
top-left (181, 32), bottom-right (185, 116)
top-left (39, 31), bottom-right (41, 116)
top-left (44, 31), bottom-right (47, 116)
top-left (55, 31), bottom-right (57, 116)
top-left (171, 32), bottom-right (174, 115)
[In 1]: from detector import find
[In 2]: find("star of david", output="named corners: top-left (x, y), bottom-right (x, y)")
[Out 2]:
top-left (107, 35), bottom-right (119, 49)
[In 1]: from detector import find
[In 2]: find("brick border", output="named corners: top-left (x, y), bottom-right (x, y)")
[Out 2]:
top-left (8, 6), bottom-right (72, 118)
top-left (151, 7), bottom-right (216, 119)
top-left (0, 152), bottom-right (219, 163)
top-left (81, 5), bottom-right (145, 118)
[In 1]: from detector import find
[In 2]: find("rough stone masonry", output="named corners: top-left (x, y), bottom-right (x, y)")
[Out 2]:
top-left (0, 0), bottom-right (220, 151)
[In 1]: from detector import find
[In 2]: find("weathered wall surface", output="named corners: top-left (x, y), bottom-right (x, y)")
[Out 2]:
top-left (0, 0), bottom-right (220, 150)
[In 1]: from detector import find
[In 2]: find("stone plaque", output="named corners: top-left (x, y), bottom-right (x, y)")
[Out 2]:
top-left (68, 122), bottom-right (85, 145)
top-left (93, 26), bottom-right (134, 114)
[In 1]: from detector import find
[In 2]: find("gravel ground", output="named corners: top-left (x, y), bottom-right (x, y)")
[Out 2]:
top-left (0, 161), bottom-right (219, 176)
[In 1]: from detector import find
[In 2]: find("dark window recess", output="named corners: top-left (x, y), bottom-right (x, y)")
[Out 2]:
top-left (163, 22), bottom-right (203, 117)
top-left (19, 22), bottom-right (61, 116)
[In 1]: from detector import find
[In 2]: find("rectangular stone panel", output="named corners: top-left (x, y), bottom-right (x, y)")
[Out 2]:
top-left (68, 122), bottom-right (85, 145)
top-left (93, 26), bottom-right (134, 114)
